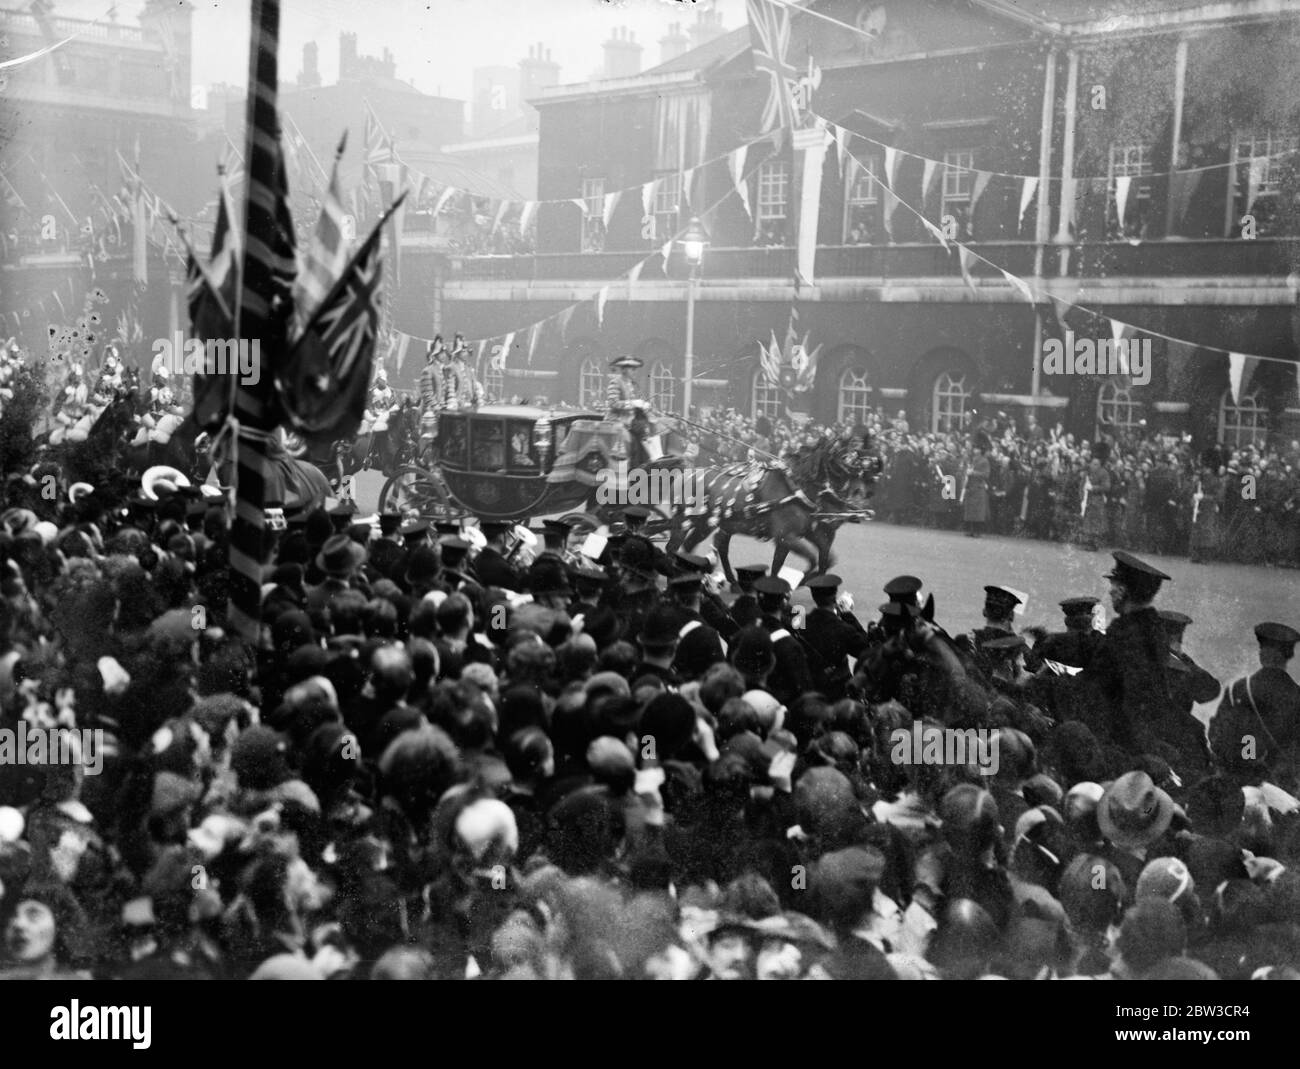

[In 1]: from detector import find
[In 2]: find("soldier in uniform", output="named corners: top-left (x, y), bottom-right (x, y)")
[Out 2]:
top-left (606, 355), bottom-right (643, 416)
top-left (367, 512), bottom-right (407, 583)
top-left (728, 564), bottom-right (767, 628)
top-left (474, 520), bottom-right (524, 591)
top-left (532, 518), bottom-right (579, 569)
top-left (1157, 610), bottom-right (1219, 780)
top-left (419, 337), bottom-right (448, 460)
top-left (752, 576), bottom-right (813, 707)
top-left (1190, 447), bottom-right (1226, 564)
top-left (960, 586), bottom-right (1022, 677)
top-left (1075, 551), bottom-right (1176, 753)
top-left (1080, 441), bottom-right (1112, 552)
top-left (804, 574), bottom-right (870, 700)
top-left (445, 335), bottom-right (485, 411)
top-left (1216, 622), bottom-right (1300, 790)
top-left (1037, 597), bottom-right (1105, 671)
top-left (365, 366), bottom-right (398, 473)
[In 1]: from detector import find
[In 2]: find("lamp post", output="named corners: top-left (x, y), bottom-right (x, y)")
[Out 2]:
top-left (678, 215), bottom-right (710, 417)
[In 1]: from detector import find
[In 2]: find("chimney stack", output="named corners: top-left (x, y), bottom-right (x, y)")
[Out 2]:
top-left (519, 41), bottom-right (560, 132)
top-left (688, 7), bottom-right (727, 53)
top-left (299, 40), bottom-right (320, 87)
top-left (658, 21), bottom-right (689, 65)
top-left (603, 25), bottom-right (642, 79)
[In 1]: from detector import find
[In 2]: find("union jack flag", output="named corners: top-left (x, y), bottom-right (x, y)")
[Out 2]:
top-left (276, 201), bottom-right (397, 444)
top-left (746, 0), bottom-right (797, 134)
top-left (364, 101), bottom-right (396, 168)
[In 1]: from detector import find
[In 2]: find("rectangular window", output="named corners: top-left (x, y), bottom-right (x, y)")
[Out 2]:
top-left (843, 154), bottom-right (880, 244)
top-left (654, 172), bottom-right (681, 243)
top-left (1107, 142), bottom-right (1153, 238)
top-left (941, 150), bottom-right (974, 239)
top-left (581, 176), bottom-right (604, 252)
top-left (1231, 129), bottom-right (1299, 236)
top-left (757, 160), bottom-right (790, 221)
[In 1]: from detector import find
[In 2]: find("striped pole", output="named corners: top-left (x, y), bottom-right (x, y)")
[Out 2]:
top-left (227, 0), bottom-right (286, 642)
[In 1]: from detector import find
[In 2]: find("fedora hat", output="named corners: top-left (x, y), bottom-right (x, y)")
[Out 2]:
top-left (315, 533), bottom-right (366, 578)
top-left (1097, 771), bottom-right (1174, 851)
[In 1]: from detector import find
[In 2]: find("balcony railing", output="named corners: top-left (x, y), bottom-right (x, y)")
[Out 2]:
top-left (446, 236), bottom-right (1300, 284)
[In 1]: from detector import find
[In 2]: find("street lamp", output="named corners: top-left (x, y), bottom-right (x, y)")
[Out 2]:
top-left (677, 215), bottom-right (710, 416)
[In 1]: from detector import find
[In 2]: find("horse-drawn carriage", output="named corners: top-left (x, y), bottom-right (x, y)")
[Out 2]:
top-left (376, 403), bottom-right (681, 534)
top-left (378, 403), bottom-right (882, 583)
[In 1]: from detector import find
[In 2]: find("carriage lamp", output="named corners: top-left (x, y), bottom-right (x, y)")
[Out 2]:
top-left (534, 415), bottom-right (553, 467)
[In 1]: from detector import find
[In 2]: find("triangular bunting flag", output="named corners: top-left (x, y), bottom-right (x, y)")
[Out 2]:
top-left (433, 186), bottom-right (457, 215)
top-left (642, 180), bottom-right (656, 220)
top-left (1114, 175), bottom-right (1132, 230)
top-left (922, 217), bottom-right (950, 251)
top-left (518, 201), bottom-right (537, 235)
top-left (730, 146), bottom-right (752, 219)
top-left (970, 170), bottom-right (992, 211)
top-left (661, 239), bottom-right (672, 275)
top-left (556, 304), bottom-right (576, 341)
top-left (602, 190), bottom-right (621, 229)
top-left (475, 339), bottom-right (487, 369)
top-left (922, 158), bottom-right (939, 202)
top-left (834, 125), bottom-right (850, 176)
top-left (1228, 352), bottom-right (1246, 405)
top-left (526, 321), bottom-right (540, 365)
top-left (573, 198), bottom-right (588, 215)
top-left (491, 200), bottom-right (510, 235)
top-left (1109, 319), bottom-right (1132, 376)
top-left (1246, 157), bottom-right (1267, 214)
top-left (596, 286), bottom-right (609, 327)
top-left (883, 146), bottom-right (900, 189)
top-left (1019, 177), bottom-right (1038, 228)
top-left (682, 168), bottom-right (695, 208)
top-left (1001, 268), bottom-right (1035, 304)
top-left (499, 331), bottom-right (515, 366)
top-left (959, 245), bottom-right (977, 291)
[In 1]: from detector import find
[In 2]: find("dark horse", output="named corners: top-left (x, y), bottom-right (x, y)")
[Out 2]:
top-left (297, 397), bottom-right (420, 496)
top-left (667, 435), bottom-right (879, 585)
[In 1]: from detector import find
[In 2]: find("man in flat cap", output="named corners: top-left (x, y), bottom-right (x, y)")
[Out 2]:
top-left (1076, 551), bottom-right (1176, 752)
top-left (1214, 622), bottom-right (1300, 790)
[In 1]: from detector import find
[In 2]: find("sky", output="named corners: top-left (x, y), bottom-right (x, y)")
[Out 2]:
top-left (52, 0), bottom-right (748, 102)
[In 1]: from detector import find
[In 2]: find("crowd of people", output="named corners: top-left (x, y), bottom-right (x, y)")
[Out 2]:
top-left (688, 407), bottom-right (1300, 566)
top-left (0, 452), bottom-right (1298, 981)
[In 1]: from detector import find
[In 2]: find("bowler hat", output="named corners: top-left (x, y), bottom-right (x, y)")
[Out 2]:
top-left (637, 606), bottom-right (680, 649)
top-left (315, 534), bottom-right (366, 578)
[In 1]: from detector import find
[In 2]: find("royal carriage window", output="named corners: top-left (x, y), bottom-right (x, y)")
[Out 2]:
top-left (469, 419), bottom-right (506, 471)
top-left (579, 358), bottom-right (604, 409)
top-left (752, 369), bottom-right (783, 419)
top-left (838, 366), bottom-right (872, 425)
top-left (931, 370), bottom-right (970, 434)
top-left (439, 420), bottom-right (468, 467)
top-left (1096, 380), bottom-right (1143, 437)
top-left (507, 420), bottom-right (540, 470)
top-left (1219, 389), bottom-right (1267, 449)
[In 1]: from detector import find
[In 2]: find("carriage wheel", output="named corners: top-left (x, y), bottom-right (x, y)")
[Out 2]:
top-left (379, 465), bottom-right (453, 518)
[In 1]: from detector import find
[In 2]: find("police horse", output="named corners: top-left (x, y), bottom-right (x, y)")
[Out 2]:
top-left (667, 436), bottom-right (879, 585)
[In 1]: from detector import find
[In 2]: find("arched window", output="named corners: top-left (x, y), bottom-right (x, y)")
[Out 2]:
top-left (483, 360), bottom-right (504, 403)
top-left (753, 369), bottom-right (783, 419)
top-left (838, 366), bottom-right (872, 425)
top-left (1096, 380), bottom-right (1143, 437)
top-left (932, 371), bottom-right (970, 433)
top-left (649, 361), bottom-right (677, 412)
top-left (578, 358), bottom-right (604, 409)
top-left (1219, 389), bottom-right (1267, 448)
